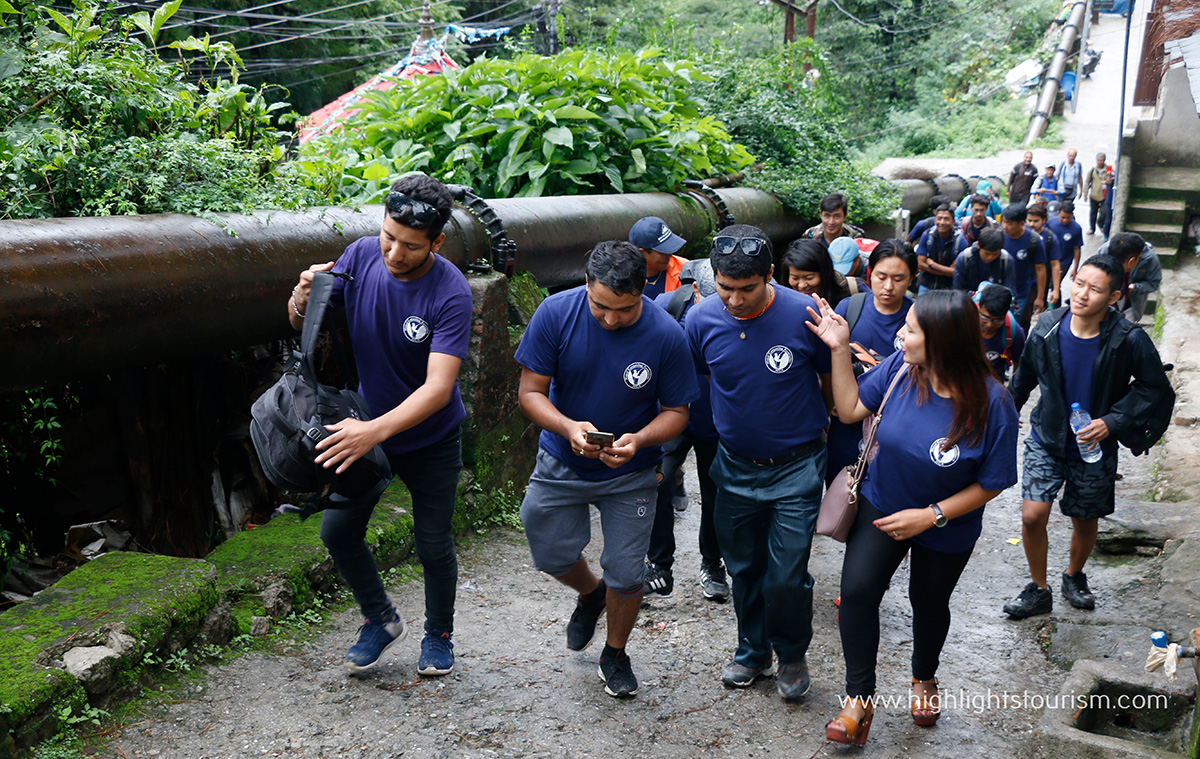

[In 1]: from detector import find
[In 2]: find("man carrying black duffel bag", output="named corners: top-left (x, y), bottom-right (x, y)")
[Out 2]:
top-left (288, 173), bottom-right (473, 676)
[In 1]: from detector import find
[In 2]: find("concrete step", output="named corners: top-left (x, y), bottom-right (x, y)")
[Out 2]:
top-left (1129, 166), bottom-right (1200, 204)
top-left (1126, 198), bottom-right (1188, 227)
top-left (1124, 222), bottom-right (1182, 263)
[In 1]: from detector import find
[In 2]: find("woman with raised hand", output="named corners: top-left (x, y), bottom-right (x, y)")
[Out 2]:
top-left (807, 289), bottom-right (1018, 746)
top-left (823, 238), bottom-right (917, 485)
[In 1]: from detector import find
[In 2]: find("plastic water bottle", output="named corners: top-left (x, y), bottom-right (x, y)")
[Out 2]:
top-left (1069, 403), bottom-right (1103, 463)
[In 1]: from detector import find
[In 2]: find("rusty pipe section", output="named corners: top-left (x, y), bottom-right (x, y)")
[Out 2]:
top-left (1, 188), bottom-right (803, 387)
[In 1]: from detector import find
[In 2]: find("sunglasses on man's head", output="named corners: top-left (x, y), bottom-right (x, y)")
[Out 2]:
top-left (386, 191), bottom-right (438, 224)
top-left (712, 236), bottom-right (768, 257)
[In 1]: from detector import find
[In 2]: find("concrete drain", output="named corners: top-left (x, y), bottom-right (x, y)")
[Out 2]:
top-left (1029, 659), bottom-right (1197, 759)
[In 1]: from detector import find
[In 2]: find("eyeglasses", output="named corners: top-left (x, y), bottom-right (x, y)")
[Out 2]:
top-left (386, 191), bottom-right (439, 225)
top-left (979, 312), bottom-right (1005, 326)
top-left (712, 236), bottom-right (768, 257)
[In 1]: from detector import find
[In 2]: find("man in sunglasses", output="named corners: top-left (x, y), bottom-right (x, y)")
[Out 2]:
top-left (685, 225), bottom-right (832, 703)
top-left (289, 173), bottom-right (473, 677)
top-left (515, 241), bottom-right (698, 698)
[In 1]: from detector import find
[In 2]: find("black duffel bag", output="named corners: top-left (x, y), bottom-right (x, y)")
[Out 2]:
top-left (250, 271), bottom-right (391, 519)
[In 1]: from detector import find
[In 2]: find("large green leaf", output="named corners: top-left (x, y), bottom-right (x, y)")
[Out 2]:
top-left (543, 126), bottom-right (573, 149)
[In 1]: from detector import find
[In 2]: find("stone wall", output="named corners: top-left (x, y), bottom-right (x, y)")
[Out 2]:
top-left (1133, 66), bottom-right (1200, 169)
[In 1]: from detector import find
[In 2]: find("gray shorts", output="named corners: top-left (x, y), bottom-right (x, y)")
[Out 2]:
top-left (519, 449), bottom-right (658, 596)
top-left (1021, 436), bottom-right (1117, 520)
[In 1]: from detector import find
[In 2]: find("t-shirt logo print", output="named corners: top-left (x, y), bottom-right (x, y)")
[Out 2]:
top-left (765, 345), bottom-right (793, 374)
top-left (1016, 248), bottom-right (1028, 260)
top-left (624, 362), bottom-right (652, 389)
top-left (403, 316), bottom-right (431, 343)
top-left (929, 437), bottom-right (961, 467)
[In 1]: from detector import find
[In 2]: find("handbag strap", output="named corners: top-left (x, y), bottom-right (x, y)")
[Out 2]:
top-left (849, 362), bottom-right (910, 481)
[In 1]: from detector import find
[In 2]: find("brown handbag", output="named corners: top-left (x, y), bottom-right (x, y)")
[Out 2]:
top-left (816, 363), bottom-right (909, 542)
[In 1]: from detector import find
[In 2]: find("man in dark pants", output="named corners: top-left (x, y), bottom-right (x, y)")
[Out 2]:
top-left (999, 203), bottom-right (1047, 332)
top-left (1009, 151), bottom-right (1039, 205)
top-left (644, 260), bottom-right (729, 602)
top-left (289, 174), bottom-right (473, 676)
top-left (515, 241), bottom-right (698, 698)
top-left (687, 225), bottom-right (832, 703)
top-left (1004, 256), bottom-right (1174, 619)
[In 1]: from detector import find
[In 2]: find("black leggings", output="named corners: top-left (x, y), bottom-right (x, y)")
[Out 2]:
top-left (838, 496), bottom-right (974, 698)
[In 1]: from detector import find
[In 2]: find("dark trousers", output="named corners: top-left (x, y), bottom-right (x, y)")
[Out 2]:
top-left (321, 431), bottom-right (462, 633)
top-left (838, 497), bottom-right (974, 698)
top-left (1089, 198), bottom-right (1103, 232)
top-left (647, 432), bottom-right (721, 569)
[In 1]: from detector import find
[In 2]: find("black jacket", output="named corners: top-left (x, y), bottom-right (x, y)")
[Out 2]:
top-left (1009, 307), bottom-right (1175, 457)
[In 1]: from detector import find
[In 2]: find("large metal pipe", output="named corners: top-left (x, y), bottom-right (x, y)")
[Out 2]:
top-left (891, 174), bottom-right (1006, 216)
top-left (0, 188), bottom-right (804, 388)
top-left (1024, 0), bottom-right (1087, 144)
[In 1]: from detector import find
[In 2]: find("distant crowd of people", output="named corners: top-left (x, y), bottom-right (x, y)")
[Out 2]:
top-left (282, 167), bottom-right (1174, 748)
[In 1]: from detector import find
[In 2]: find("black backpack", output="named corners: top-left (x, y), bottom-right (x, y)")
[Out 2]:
top-left (250, 271), bottom-right (392, 519)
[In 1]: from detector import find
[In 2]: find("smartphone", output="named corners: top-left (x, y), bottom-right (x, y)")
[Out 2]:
top-left (585, 430), bottom-right (615, 447)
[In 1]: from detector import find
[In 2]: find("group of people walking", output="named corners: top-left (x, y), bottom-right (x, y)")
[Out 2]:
top-left (282, 173), bottom-right (1174, 748)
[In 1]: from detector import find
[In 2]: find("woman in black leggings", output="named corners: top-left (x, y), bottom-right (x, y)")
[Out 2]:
top-left (807, 290), bottom-right (1019, 745)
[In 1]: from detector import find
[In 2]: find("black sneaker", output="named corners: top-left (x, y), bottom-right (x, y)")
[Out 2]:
top-left (598, 650), bottom-right (639, 698)
top-left (1061, 571), bottom-right (1096, 610)
top-left (776, 659), bottom-right (811, 702)
top-left (699, 561), bottom-right (731, 602)
top-left (644, 562), bottom-right (673, 599)
top-left (1003, 582), bottom-right (1053, 619)
top-left (566, 590), bottom-right (607, 651)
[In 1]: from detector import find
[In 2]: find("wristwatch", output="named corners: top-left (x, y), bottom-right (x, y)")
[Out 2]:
top-left (930, 503), bottom-right (948, 528)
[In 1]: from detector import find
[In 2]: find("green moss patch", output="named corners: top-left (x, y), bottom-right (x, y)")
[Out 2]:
top-left (507, 270), bottom-right (545, 327)
top-left (0, 552), bottom-right (217, 744)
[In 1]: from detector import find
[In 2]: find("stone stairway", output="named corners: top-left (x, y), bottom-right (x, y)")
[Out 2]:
top-left (1127, 165), bottom-right (1200, 269)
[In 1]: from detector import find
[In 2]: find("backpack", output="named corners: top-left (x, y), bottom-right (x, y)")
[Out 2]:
top-left (249, 271), bottom-right (392, 520)
top-left (959, 245), bottom-right (1011, 293)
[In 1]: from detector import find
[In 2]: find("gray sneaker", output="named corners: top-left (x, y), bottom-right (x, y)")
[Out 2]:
top-left (776, 659), bottom-right (811, 701)
top-left (699, 561), bottom-right (731, 602)
top-left (721, 661), bottom-right (771, 688)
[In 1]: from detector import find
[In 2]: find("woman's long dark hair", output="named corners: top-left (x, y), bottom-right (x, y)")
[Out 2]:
top-left (908, 290), bottom-right (994, 449)
top-left (783, 238), bottom-right (841, 303)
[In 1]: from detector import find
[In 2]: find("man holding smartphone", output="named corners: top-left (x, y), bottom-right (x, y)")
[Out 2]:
top-left (515, 240), bottom-right (699, 698)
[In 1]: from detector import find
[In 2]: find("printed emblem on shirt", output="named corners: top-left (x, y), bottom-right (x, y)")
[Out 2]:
top-left (1016, 248), bottom-right (1028, 261)
top-left (765, 345), bottom-right (794, 374)
top-left (1063, 233), bottom-right (1073, 242)
top-left (893, 335), bottom-right (904, 352)
top-left (636, 497), bottom-right (650, 517)
top-left (929, 437), bottom-right (961, 467)
top-left (624, 362), bottom-right (652, 389)
top-left (403, 316), bottom-right (431, 343)
top-left (986, 351), bottom-right (1001, 362)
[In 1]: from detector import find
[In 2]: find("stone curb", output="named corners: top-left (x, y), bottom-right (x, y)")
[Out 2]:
top-left (0, 484), bottom-right (417, 757)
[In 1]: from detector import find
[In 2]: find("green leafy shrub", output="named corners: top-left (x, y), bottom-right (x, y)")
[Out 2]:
top-left (0, 1), bottom-right (321, 220)
top-left (294, 47), bottom-right (754, 203)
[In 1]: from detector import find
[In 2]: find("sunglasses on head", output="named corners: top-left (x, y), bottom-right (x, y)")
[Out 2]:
top-left (712, 235), bottom-right (768, 257)
top-left (386, 191), bottom-right (438, 225)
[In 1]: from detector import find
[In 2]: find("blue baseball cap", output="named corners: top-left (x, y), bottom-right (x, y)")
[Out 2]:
top-left (629, 216), bottom-right (686, 254)
top-left (828, 237), bottom-right (860, 275)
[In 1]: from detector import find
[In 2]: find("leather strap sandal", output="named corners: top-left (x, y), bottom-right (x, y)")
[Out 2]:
top-left (826, 696), bottom-right (875, 745)
top-left (911, 677), bottom-right (940, 726)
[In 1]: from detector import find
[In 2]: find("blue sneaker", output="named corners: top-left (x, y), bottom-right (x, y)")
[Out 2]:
top-left (345, 612), bottom-right (407, 672)
top-left (418, 630), bottom-right (454, 676)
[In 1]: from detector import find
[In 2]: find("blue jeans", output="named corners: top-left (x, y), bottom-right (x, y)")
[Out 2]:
top-left (321, 431), bottom-right (462, 632)
top-left (710, 440), bottom-right (826, 667)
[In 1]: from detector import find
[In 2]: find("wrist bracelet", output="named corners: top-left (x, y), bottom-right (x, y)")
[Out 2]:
top-left (291, 294), bottom-right (305, 318)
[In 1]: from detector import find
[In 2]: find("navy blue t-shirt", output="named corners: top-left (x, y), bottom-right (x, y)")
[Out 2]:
top-left (687, 286), bottom-right (831, 459)
top-left (331, 237), bottom-right (473, 455)
top-left (1037, 227), bottom-right (1062, 264)
top-left (952, 248), bottom-right (1018, 293)
top-left (908, 216), bottom-right (934, 244)
top-left (653, 291), bottom-right (718, 442)
top-left (826, 292), bottom-right (910, 474)
top-left (1003, 228), bottom-right (1045, 299)
top-left (859, 352), bottom-right (1019, 553)
top-left (1058, 313), bottom-right (1098, 461)
top-left (916, 227), bottom-right (960, 291)
top-left (982, 316), bottom-right (1025, 381)
top-left (514, 286), bottom-right (699, 480)
top-left (1047, 217), bottom-right (1084, 264)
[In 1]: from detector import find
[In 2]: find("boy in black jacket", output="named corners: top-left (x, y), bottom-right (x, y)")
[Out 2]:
top-left (1003, 256), bottom-right (1174, 619)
